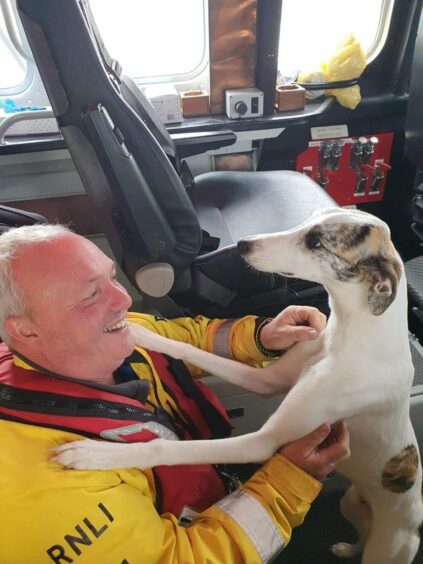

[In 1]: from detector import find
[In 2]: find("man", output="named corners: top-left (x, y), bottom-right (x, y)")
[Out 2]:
top-left (0, 224), bottom-right (349, 564)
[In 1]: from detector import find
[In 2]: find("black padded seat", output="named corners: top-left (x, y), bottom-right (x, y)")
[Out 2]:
top-left (190, 171), bottom-right (335, 249)
top-left (17, 0), bottom-right (336, 317)
top-left (404, 9), bottom-right (423, 334)
top-left (177, 172), bottom-right (335, 316)
top-left (405, 256), bottom-right (423, 306)
top-left (0, 205), bottom-right (47, 234)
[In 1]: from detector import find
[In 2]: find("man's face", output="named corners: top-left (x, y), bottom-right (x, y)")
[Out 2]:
top-left (10, 233), bottom-right (133, 382)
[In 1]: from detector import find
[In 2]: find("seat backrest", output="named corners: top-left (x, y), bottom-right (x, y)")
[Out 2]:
top-left (76, 0), bottom-right (179, 169)
top-left (0, 205), bottom-right (47, 234)
top-left (120, 73), bottom-right (179, 170)
top-left (405, 7), bottom-right (423, 167)
top-left (17, 0), bottom-right (202, 291)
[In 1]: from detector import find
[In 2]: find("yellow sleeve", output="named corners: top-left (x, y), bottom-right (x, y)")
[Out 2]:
top-left (196, 454), bottom-right (321, 562)
top-left (128, 312), bottom-right (270, 375)
top-left (3, 458), bottom-right (320, 564)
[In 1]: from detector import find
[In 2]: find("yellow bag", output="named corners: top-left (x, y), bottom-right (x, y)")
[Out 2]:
top-left (299, 34), bottom-right (367, 110)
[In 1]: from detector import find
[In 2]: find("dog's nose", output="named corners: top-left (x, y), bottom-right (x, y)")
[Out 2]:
top-left (237, 239), bottom-right (252, 254)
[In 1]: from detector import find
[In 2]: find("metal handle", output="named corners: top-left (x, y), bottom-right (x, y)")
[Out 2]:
top-left (0, 108), bottom-right (55, 145)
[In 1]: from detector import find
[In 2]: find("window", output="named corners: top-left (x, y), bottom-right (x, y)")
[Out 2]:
top-left (278, 0), bottom-right (394, 79)
top-left (89, 0), bottom-right (208, 83)
top-left (0, 5), bottom-right (27, 90)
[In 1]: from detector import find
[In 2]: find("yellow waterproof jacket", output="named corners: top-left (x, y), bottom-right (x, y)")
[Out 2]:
top-left (0, 313), bottom-right (321, 563)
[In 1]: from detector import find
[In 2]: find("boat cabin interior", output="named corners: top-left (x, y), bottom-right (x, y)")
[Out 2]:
top-left (1, 1), bottom-right (423, 561)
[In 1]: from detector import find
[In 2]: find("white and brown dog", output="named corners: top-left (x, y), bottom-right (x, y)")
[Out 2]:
top-left (55, 208), bottom-right (423, 563)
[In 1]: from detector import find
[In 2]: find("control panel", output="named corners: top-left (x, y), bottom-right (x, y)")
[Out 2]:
top-left (295, 132), bottom-right (394, 205)
top-left (225, 88), bottom-right (264, 119)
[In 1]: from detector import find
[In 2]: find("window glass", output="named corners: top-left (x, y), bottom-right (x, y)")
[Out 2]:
top-left (278, 0), bottom-right (392, 79)
top-left (0, 11), bottom-right (27, 90)
top-left (89, 0), bottom-right (207, 81)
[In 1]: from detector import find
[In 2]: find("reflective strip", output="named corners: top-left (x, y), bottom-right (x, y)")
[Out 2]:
top-left (100, 422), bottom-right (179, 442)
top-left (216, 490), bottom-right (285, 562)
top-left (212, 319), bottom-right (236, 358)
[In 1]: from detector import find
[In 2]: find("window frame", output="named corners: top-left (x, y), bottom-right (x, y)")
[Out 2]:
top-left (0, 0), bottom-right (34, 95)
top-left (276, 0), bottom-right (395, 75)
top-left (91, 0), bottom-right (210, 88)
top-left (366, 0), bottom-right (395, 63)
top-left (139, 1), bottom-right (209, 86)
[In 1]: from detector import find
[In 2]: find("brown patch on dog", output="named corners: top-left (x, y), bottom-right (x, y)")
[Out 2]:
top-left (381, 445), bottom-right (419, 493)
top-left (338, 224), bottom-right (394, 266)
top-left (356, 226), bottom-right (402, 315)
top-left (303, 214), bottom-right (402, 313)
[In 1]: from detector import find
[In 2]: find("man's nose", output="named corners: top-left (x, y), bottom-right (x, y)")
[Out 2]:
top-left (110, 281), bottom-right (132, 310)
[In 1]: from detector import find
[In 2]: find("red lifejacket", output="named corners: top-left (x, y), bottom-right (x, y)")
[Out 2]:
top-left (0, 344), bottom-right (233, 517)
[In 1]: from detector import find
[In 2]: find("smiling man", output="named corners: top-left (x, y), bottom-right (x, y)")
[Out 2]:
top-left (0, 224), bottom-right (349, 564)
top-left (6, 229), bottom-right (134, 384)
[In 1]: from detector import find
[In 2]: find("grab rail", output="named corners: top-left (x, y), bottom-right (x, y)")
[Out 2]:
top-left (0, 107), bottom-right (55, 145)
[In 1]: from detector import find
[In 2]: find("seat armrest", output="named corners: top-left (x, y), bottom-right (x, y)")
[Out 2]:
top-left (171, 130), bottom-right (236, 158)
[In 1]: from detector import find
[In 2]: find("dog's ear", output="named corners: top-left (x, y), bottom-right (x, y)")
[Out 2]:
top-left (358, 254), bottom-right (402, 316)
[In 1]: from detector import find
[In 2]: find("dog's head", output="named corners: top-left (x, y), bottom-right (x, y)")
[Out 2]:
top-left (238, 207), bottom-right (403, 316)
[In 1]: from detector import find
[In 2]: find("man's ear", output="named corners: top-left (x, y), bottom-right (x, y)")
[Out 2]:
top-left (358, 254), bottom-right (402, 316)
top-left (4, 316), bottom-right (38, 344)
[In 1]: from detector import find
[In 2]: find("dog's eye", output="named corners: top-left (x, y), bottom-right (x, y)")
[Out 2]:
top-left (305, 232), bottom-right (322, 249)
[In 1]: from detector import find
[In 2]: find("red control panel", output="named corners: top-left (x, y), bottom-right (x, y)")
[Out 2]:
top-left (295, 132), bottom-right (393, 206)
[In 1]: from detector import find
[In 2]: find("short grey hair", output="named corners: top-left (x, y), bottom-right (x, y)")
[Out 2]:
top-left (0, 223), bottom-right (71, 343)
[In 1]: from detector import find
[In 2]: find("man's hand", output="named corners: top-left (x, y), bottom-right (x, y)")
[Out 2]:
top-left (278, 422), bottom-right (350, 480)
top-left (260, 305), bottom-right (327, 351)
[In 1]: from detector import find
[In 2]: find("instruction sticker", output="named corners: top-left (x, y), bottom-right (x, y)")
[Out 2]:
top-left (311, 125), bottom-right (349, 140)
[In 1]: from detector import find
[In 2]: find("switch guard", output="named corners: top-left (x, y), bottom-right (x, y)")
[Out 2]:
top-left (295, 132), bottom-right (394, 205)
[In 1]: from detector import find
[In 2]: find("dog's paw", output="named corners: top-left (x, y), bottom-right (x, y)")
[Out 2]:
top-left (51, 439), bottom-right (143, 470)
top-left (331, 542), bottom-right (360, 558)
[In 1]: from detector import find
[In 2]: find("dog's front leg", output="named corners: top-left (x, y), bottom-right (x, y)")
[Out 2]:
top-left (53, 365), bottom-right (389, 470)
top-left (169, 339), bottom-right (300, 396)
top-left (130, 323), bottom-right (294, 395)
top-left (129, 323), bottom-right (187, 358)
top-left (127, 375), bottom-right (346, 467)
top-left (54, 371), bottom-right (345, 470)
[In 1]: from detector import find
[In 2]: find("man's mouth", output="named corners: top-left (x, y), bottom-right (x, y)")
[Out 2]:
top-left (103, 318), bottom-right (128, 333)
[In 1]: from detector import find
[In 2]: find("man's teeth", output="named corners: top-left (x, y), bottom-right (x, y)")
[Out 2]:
top-left (104, 319), bottom-right (127, 332)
